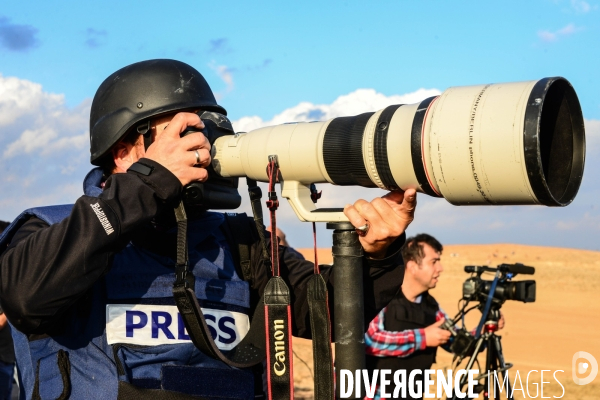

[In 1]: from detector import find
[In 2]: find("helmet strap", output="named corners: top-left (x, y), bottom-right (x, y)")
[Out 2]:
top-left (136, 120), bottom-right (153, 151)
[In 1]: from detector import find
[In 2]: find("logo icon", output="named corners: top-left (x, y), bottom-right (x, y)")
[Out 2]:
top-left (572, 351), bottom-right (598, 385)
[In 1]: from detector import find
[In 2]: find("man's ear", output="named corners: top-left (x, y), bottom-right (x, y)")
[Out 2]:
top-left (405, 259), bottom-right (418, 274)
top-left (112, 142), bottom-right (135, 173)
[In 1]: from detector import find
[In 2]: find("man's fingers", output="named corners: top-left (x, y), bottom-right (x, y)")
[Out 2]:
top-left (370, 197), bottom-right (395, 217)
top-left (161, 113), bottom-right (204, 139)
top-left (179, 131), bottom-right (211, 151)
top-left (381, 187), bottom-right (416, 206)
top-left (189, 149), bottom-right (211, 167)
top-left (343, 203), bottom-right (368, 229)
top-left (188, 167), bottom-right (209, 183)
top-left (143, 111), bottom-right (214, 186)
top-left (400, 188), bottom-right (417, 212)
top-left (370, 197), bottom-right (406, 235)
top-left (379, 188), bottom-right (417, 222)
top-left (381, 189), bottom-right (405, 204)
top-left (354, 200), bottom-right (385, 232)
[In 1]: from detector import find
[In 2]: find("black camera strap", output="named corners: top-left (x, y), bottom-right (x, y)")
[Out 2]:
top-left (306, 185), bottom-right (335, 400)
top-left (246, 177), bottom-right (271, 271)
top-left (172, 158), bottom-right (334, 400)
top-left (172, 201), bottom-right (267, 369)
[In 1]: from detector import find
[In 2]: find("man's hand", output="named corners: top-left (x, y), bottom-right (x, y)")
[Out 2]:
top-left (144, 112), bottom-right (211, 186)
top-left (343, 188), bottom-right (417, 258)
top-left (266, 226), bottom-right (290, 247)
top-left (498, 312), bottom-right (505, 330)
top-left (424, 319), bottom-right (452, 347)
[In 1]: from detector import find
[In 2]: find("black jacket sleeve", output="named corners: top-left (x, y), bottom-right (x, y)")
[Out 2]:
top-left (247, 233), bottom-right (405, 339)
top-left (0, 159), bottom-right (182, 334)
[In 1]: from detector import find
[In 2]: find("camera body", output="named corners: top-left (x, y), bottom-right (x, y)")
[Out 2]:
top-left (181, 112), bottom-right (241, 209)
top-left (463, 277), bottom-right (536, 304)
top-left (462, 263), bottom-right (536, 304)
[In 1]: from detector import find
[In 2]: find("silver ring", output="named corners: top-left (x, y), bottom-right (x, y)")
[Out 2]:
top-left (356, 223), bottom-right (370, 236)
top-left (194, 150), bottom-right (201, 165)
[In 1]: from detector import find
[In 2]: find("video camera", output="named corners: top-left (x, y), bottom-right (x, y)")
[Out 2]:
top-left (462, 263), bottom-right (536, 304)
top-left (442, 263), bottom-right (536, 359)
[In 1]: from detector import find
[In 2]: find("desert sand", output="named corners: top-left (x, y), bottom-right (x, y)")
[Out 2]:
top-left (289, 244), bottom-right (600, 399)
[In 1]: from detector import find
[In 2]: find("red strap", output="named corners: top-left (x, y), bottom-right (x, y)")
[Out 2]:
top-left (264, 157), bottom-right (294, 400)
top-left (312, 222), bottom-right (319, 274)
top-left (267, 158), bottom-right (280, 277)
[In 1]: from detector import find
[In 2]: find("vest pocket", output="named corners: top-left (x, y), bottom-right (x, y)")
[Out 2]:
top-left (162, 365), bottom-right (254, 399)
top-left (32, 349), bottom-right (71, 400)
top-left (112, 343), bottom-right (255, 399)
top-left (112, 343), bottom-right (192, 387)
top-left (112, 343), bottom-right (149, 380)
top-left (117, 381), bottom-right (205, 399)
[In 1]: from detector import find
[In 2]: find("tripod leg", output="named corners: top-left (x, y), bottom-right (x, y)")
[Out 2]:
top-left (485, 335), bottom-right (496, 400)
top-left (450, 337), bottom-right (485, 400)
top-left (492, 335), bottom-right (513, 400)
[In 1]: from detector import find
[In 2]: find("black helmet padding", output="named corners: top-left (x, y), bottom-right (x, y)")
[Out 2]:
top-left (90, 59), bottom-right (226, 165)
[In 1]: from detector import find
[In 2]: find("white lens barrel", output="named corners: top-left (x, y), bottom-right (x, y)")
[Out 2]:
top-left (213, 77), bottom-right (585, 207)
top-left (212, 120), bottom-right (334, 184)
top-left (421, 77), bottom-right (585, 206)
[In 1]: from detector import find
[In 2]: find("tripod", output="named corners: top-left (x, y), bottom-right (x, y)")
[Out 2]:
top-left (450, 308), bottom-right (514, 400)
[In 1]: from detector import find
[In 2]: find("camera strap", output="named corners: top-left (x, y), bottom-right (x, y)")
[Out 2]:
top-left (263, 156), bottom-right (294, 400)
top-left (474, 270), bottom-right (501, 339)
top-left (306, 185), bottom-right (335, 400)
top-left (246, 178), bottom-right (271, 271)
top-left (172, 201), bottom-right (267, 369)
top-left (172, 158), bottom-right (332, 400)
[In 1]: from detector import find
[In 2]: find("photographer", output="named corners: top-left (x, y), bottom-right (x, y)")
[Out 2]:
top-left (364, 234), bottom-right (504, 399)
top-left (0, 59), bottom-right (417, 399)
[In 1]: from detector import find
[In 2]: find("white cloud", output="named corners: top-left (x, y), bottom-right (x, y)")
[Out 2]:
top-left (538, 31), bottom-right (557, 42)
top-left (1, 126), bottom-right (86, 158)
top-left (0, 74), bottom-right (64, 127)
top-left (571, 0), bottom-right (592, 13)
top-left (209, 61), bottom-right (234, 100)
top-left (538, 23), bottom-right (581, 42)
top-left (232, 87), bottom-right (441, 132)
top-left (3, 127), bottom-right (57, 157)
top-left (558, 23), bottom-right (577, 35)
top-left (585, 118), bottom-right (600, 154)
top-left (0, 74), bottom-right (91, 221)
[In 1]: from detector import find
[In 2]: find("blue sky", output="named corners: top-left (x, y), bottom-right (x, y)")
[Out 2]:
top-left (1, 0), bottom-right (600, 250)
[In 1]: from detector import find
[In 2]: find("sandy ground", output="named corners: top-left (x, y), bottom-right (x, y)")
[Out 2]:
top-left (289, 244), bottom-right (600, 399)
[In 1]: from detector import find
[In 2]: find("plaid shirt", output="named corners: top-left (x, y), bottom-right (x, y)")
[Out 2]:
top-left (363, 295), bottom-right (449, 400)
top-left (365, 295), bottom-right (449, 358)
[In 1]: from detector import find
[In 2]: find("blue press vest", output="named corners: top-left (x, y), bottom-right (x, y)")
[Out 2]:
top-left (0, 169), bottom-right (255, 399)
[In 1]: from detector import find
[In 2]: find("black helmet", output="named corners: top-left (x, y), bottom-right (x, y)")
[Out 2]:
top-left (89, 59), bottom-right (226, 165)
